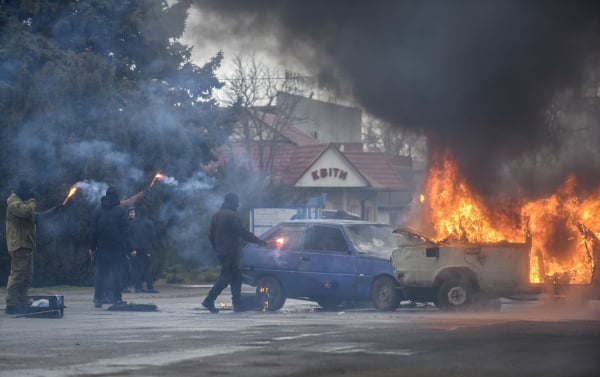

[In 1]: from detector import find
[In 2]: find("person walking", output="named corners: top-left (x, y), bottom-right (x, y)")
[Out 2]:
top-left (202, 193), bottom-right (267, 313)
top-left (5, 180), bottom-right (61, 314)
top-left (128, 206), bottom-right (158, 293)
top-left (89, 187), bottom-right (132, 308)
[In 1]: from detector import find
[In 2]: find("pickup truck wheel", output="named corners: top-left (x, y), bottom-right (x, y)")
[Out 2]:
top-left (437, 279), bottom-right (475, 311)
top-left (372, 276), bottom-right (401, 311)
top-left (256, 276), bottom-right (286, 311)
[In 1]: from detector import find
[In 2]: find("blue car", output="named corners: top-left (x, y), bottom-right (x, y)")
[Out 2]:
top-left (240, 219), bottom-right (405, 311)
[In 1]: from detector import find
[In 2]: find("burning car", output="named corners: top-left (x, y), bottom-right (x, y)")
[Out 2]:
top-left (392, 224), bottom-right (600, 310)
top-left (240, 219), bottom-right (406, 311)
top-left (391, 228), bottom-right (536, 310)
top-left (393, 152), bottom-right (600, 310)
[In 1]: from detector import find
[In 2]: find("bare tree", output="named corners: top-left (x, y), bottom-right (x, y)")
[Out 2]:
top-left (362, 116), bottom-right (427, 163)
top-left (222, 53), bottom-right (312, 180)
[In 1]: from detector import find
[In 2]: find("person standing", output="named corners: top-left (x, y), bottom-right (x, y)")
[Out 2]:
top-left (89, 187), bottom-right (132, 308)
top-left (129, 206), bottom-right (158, 293)
top-left (99, 190), bottom-right (148, 303)
top-left (202, 193), bottom-right (267, 313)
top-left (5, 180), bottom-right (60, 314)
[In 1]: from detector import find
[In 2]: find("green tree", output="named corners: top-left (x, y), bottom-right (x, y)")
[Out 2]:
top-left (0, 0), bottom-right (228, 285)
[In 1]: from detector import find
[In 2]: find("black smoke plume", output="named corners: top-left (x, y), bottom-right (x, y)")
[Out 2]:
top-left (191, 0), bottom-right (600, 200)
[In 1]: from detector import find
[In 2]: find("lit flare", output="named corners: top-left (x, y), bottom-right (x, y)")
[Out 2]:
top-left (275, 237), bottom-right (286, 248)
top-left (149, 172), bottom-right (165, 188)
top-left (62, 186), bottom-right (78, 206)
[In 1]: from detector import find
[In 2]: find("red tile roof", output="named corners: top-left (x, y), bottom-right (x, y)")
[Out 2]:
top-left (228, 142), bottom-right (406, 190)
top-left (280, 144), bottom-right (329, 185)
top-left (227, 112), bottom-right (406, 190)
top-left (343, 150), bottom-right (407, 190)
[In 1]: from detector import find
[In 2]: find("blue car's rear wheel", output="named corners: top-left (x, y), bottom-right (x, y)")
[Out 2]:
top-left (256, 276), bottom-right (286, 311)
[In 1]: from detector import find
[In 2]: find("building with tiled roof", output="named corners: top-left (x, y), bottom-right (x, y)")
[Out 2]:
top-left (227, 94), bottom-right (418, 226)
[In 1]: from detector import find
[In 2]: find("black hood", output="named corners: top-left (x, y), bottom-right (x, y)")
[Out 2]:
top-left (222, 192), bottom-right (239, 211)
top-left (16, 179), bottom-right (33, 201)
top-left (101, 186), bottom-right (120, 209)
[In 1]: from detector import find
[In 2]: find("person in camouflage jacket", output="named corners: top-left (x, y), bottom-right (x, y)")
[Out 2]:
top-left (4, 179), bottom-right (65, 314)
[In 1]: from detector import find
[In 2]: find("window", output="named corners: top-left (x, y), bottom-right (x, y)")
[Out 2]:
top-left (265, 224), bottom-right (304, 251)
top-left (346, 224), bottom-right (396, 258)
top-left (348, 199), bottom-right (360, 216)
top-left (304, 225), bottom-right (349, 253)
top-left (363, 200), bottom-right (374, 221)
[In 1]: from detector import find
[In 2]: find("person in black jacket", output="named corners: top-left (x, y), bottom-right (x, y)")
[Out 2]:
top-left (89, 187), bottom-right (132, 308)
top-left (128, 206), bottom-right (158, 293)
top-left (202, 193), bottom-right (267, 313)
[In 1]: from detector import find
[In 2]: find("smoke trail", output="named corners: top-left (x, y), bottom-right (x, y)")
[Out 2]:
top-left (74, 180), bottom-right (108, 205)
top-left (157, 171), bottom-right (221, 264)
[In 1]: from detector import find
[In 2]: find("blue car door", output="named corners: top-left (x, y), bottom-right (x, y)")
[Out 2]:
top-left (298, 224), bottom-right (357, 299)
top-left (241, 223), bottom-right (305, 294)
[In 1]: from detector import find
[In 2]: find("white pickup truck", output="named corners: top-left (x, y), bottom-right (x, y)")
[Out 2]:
top-left (391, 228), bottom-right (536, 310)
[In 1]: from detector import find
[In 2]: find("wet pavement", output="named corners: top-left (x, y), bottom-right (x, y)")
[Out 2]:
top-left (1, 285), bottom-right (599, 377)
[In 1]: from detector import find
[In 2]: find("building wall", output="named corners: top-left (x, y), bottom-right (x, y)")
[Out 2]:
top-left (277, 92), bottom-right (362, 144)
top-left (274, 92), bottom-right (418, 226)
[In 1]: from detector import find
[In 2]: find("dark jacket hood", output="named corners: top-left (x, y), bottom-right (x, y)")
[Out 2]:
top-left (16, 179), bottom-right (34, 201)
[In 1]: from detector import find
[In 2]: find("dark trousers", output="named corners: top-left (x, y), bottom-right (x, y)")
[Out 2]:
top-left (132, 249), bottom-right (154, 290)
top-left (121, 255), bottom-right (131, 290)
top-left (205, 254), bottom-right (242, 306)
top-left (94, 251), bottom-right (123, 303)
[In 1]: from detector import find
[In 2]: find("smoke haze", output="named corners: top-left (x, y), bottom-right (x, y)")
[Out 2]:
top-left (189, 0), bottom-right (600, 200)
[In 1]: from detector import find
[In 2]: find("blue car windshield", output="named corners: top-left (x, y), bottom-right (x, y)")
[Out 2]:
top-left (346, 224), bottom-right (398, 257)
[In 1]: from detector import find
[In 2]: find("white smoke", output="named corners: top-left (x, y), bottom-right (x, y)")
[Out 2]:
top-left (74, 180), bottom-right (108, 204)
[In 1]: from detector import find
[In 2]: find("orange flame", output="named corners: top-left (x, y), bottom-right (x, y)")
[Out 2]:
top-left (149, 172), bottom-right (165, 188)
top-left (417, 151), bottom-right (599, 285)
top-left (62, 186), bottom-right (78, 206)
top-left (259, 287), bottom-right (270, 312)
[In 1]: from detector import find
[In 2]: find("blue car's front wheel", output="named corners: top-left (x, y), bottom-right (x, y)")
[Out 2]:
top-left (256, 276), bottom-right (286, 311)
top-left (371, 275), bottom-right (401, 311)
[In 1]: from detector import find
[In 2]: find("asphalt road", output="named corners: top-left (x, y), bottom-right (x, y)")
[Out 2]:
top-left (1, 285), bottom-right (599, 377)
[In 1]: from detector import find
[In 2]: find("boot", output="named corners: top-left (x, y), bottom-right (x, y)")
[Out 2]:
top-left (232, 297), bottom-right (246, 312)
top-left (201, 299), bottom-right (219, 313)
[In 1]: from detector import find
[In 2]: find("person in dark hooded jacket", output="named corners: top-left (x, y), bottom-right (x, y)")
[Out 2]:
top-left (202, 193), bottom-right (267, 313)
top-left (128, 206), bottom-right (158, 293)
top-left (89, 187), bottom-right (132, 308)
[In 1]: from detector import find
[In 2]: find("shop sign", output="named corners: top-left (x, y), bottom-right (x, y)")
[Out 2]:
top-left (311, 167), bottom-right (348, 181)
